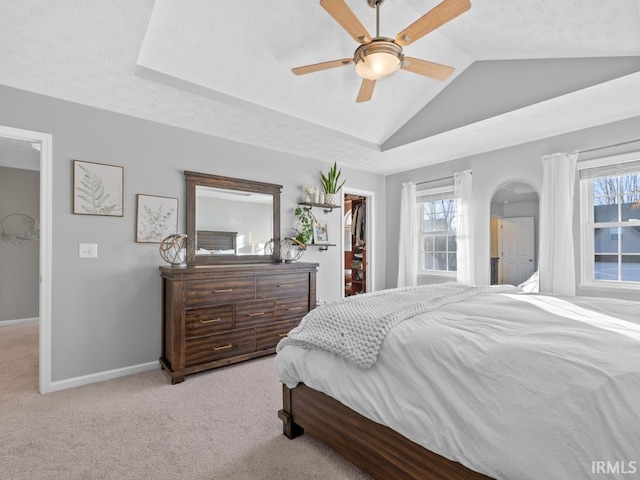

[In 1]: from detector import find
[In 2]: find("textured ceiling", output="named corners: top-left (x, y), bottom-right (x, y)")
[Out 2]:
top-left (1, 0), bottom-right (640, 174)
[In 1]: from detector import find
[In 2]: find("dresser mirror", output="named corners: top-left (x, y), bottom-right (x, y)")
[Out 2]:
top-left (185, 171), bottom-right (282, 264)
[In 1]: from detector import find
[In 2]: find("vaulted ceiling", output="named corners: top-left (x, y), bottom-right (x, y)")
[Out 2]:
top-left (2, 0), bottom-right (640, 174)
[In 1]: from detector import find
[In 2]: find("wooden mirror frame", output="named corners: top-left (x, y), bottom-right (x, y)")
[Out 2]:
top-left (185, 171), bottom-right (282, 264)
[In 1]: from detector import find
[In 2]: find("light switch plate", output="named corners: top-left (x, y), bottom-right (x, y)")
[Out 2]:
top-left (79, 243), bottom-right (98, 258)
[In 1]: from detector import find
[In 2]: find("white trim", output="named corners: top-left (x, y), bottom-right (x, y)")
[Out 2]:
top-left (0, 124), bottom-right (53, 394)
top-left (577, 150), bottom-right (640, 170)
top-left (579, 281), bottom-right (640, 291)
top-left (416, 187), bottom-right (457, 277)
top-left (418, 271), bottom-right (456, 278)
top-left (48, 361), bottom-right (160, 392)
top-left (415, 185), bottom-right (454, 196)
top-left (578, 152), bottom-right (640, 288)
top-left (342, 188), bottom-right (375, 298)
top-left (0, 317), bottom-right (39, 327)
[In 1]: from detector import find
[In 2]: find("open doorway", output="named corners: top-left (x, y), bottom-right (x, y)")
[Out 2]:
top-left (0, 125), bottom-right (52, 393)
top-left (342, 189), bottom-right (374, 297)
top-left (490, 182), bottom-right (539, 287)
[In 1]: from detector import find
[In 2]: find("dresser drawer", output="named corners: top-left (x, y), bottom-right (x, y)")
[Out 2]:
top-left (185, 277), bottom-right (255, 308)
top-left (185, 329), bottom-right (256, 367)
top-left (256, 273), bottom-right (309, 299)
top-left (275, 295), bottom-right (309, 322)
top-left (185, 305), bottom-right (234, 338)
top-left (235, 299), bottom-right (275, 328)
top-left (256, 320), bottom-right (299, 351)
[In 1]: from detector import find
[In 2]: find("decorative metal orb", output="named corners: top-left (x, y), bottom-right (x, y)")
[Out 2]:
top-left (264, 237), bottom-right (307, 263)
top-left (159, 234), bottom-right (194, 266)
top-left (280, 237), bottom-right (307, 263)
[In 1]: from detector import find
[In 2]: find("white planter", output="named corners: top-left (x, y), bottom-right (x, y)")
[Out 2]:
top-left (324, 193), bottom-right (338, 205)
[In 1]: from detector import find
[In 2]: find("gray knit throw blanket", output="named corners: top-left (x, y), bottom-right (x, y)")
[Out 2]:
top-left (277, 283), bottom-right (516, 369)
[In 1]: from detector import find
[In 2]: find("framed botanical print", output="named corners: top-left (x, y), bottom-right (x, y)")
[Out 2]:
top-left (136, 194), bottom-right (179, 243)
top-left (73, 160), bottom-right (124, 216)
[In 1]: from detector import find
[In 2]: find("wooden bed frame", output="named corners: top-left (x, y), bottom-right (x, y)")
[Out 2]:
top-left (196, 230), bottom-right (237, 252)
top-left (278, 383), bottom-right (494, 480)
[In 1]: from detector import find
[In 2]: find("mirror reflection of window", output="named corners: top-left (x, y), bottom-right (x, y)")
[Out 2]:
top-left (195, 186), bottom-right (273, 256)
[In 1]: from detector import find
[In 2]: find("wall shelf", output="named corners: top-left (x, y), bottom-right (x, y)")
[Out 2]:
top-left (305, 243), bottom-right (336, 252)
top-left (298, 201), bottom-right (340, 214)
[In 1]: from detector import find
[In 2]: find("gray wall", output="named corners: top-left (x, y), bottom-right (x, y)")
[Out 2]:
top-left (386, 115), bottom-right (640, 301)
top-left (0, 166), bottom-right (39, 321)
top-left (0, 85), bottom-right (385, 382)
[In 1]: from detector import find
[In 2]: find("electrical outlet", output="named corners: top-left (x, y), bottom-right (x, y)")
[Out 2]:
top-left (79, 243), bottom-right (98, 258)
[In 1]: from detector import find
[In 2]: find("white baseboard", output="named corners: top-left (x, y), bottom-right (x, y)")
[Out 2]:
top-left (0, 317), bottom-right (39, 327)
top-left (48, 360), bottom-right (160, 393)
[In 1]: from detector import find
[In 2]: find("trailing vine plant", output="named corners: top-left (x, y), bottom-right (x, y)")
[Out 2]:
top-left (294, 206), bottom-right (316, 244)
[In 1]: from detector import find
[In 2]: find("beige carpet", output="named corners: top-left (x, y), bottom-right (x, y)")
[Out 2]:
top-left (0, 323), bottom-right (370, 480)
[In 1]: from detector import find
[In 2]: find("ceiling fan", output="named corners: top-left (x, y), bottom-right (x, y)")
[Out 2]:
top-left (292, 0), bottom-right (471, 103)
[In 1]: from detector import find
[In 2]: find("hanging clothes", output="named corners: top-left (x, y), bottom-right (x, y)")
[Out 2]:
top-left (353, 202), bottom-right (366, 247)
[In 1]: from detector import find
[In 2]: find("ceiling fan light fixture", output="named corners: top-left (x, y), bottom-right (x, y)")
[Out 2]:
top-left (354, 39), bottom-right (403, 80)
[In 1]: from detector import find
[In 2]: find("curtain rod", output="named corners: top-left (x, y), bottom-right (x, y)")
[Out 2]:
top-left (416, 172), bottom-right (472, 186)
top-left (579, 138), bottom-right (640, 154)
top-left (416, 176), bottom-right (453, 186)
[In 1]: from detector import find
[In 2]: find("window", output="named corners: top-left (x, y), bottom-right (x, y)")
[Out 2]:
top-left (579, 153), bottom-right (640, 287)
top-left (417, 187), bottom-right (457, 275)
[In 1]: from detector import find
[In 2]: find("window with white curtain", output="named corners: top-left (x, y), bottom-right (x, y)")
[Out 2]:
top-left (579, 152), bottom-right (640, 287)
top-left (416, 186), bottom-right (457, 275)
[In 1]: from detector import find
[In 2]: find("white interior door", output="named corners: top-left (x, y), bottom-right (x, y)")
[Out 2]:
top-left (500, 217), bottom-right (534, 286)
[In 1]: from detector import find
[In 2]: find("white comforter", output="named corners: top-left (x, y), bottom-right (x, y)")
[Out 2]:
top-left (276, 291), bottom-right (640, 480)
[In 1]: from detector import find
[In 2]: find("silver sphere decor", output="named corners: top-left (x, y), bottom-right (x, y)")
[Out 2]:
top-left (159, 234), bottom-right (194, 266)
top-left (264, 237), bottom-right (307, 263)
top-left (279, 237), bottom-right (307, 263)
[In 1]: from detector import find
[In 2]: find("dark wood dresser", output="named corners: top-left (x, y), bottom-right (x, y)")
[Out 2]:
top-left (159, 262), bottom-right (318, 384)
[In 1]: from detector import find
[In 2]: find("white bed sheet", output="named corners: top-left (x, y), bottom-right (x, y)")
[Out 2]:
top-left (276, 292), bottom-right (640, 480)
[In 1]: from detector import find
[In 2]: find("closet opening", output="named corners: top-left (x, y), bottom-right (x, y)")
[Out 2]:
top-left (343, 193), bottom-right (367, 297)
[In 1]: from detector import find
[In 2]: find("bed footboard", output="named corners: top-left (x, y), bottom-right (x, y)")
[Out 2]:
top-left (278, 383), bottom-right (494, 480)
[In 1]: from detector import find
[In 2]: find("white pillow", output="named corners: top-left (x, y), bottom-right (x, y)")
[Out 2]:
top-left (518, 271), bottom-right (539, 293)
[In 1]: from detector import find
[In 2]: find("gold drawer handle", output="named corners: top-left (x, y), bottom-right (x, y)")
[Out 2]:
top-left (200, 318), bottom-right (221, 324)
top-left (213, 344), bottom-right (233, 351)
top-left (212, 288), bottom-right (233, 293)
top-left (247, 312), bottom-right (265, 317)
top-left (278, 284), bottom-right (294, 288)
top-left (278, 333), bottom-right (288, 337)
top-left (286, 306), bottom-right (302, 311)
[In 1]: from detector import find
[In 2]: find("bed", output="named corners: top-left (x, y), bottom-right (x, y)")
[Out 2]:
top-left (196, 230), bottom-right (237, 254)
top-left (275, 283), bottom-right (640, 480)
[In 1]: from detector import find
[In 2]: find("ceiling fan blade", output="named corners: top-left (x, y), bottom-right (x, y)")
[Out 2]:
top-left (292, 58), bottom-right (354, 76)
top-left (401, 57), bottom-right (455, 81)
top-left (356, 79), bottom-right (376, 103)
top-left (320, 0), bottom-right (372, 44)
top-left (395, 0), bottom-right (471, 47)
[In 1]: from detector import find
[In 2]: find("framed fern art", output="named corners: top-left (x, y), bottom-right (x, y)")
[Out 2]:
top-left (73, 160), bottom-right (124, 216)
top-left (135, 194), bottom-right (178, 243)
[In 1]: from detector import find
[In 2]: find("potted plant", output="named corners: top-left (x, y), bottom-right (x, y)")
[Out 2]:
top-left (294, 206), bottom-right (315, 244)
top-left (320, 162), bottom-right (346, 205)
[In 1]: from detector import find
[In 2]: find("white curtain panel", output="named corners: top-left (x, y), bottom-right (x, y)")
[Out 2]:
top-left (454, 170), bottom-right (474, 285)
top-left (397, 182), bottom-right (417, 287)
top-left (539, 152), bottom-right (578, 296)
